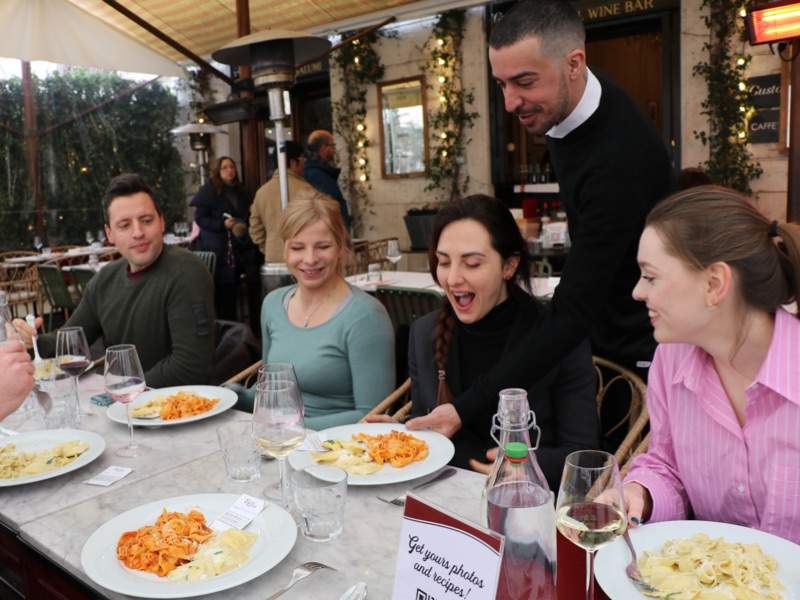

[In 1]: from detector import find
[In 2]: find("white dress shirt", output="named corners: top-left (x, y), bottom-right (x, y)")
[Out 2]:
top-left (546, 68), bottom-right (602, 139)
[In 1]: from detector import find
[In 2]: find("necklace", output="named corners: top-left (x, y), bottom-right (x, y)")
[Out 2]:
top-left (293, 292), bottom-right (328, 328)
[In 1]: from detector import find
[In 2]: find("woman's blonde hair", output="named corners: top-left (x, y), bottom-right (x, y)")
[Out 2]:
top-left (279, 190), bottom-right (353, 275)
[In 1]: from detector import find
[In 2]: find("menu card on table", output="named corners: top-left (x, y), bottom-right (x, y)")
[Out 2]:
top-left (391, 494), bottom-right (504, 600)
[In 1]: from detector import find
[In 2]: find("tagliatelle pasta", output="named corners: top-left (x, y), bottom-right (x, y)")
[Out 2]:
top-left (638, 533), bottom-right (784, 599)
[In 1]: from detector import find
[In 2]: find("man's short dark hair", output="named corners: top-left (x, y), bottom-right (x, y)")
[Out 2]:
top-left (102, 173), bottom-right (162, 224)
top-left (489, 0), bottom-right (585, 58)
top-left (283, 140), bottom-right (304, 162)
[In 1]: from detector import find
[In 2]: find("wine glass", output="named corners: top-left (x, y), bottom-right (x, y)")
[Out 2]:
top-left (97, 229), bottom-right (107, 244)
top-left (385, 239), bottom-right (402, 271)
top-left (55, 327), bottom-right (92, 421)
top-left (33, 236), bottom-right (43, 253)
top-left (104, 344), bottom-right (147, 457)
top-left (85, 230), bottom-right (94, 245)
top-left (252, 374), bottom-right (305, 507)
top-left (556, 450), bottom-right (627, 600)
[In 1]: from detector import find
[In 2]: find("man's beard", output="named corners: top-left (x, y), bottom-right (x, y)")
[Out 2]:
top-left (518, 73), bottom-right (571, 135)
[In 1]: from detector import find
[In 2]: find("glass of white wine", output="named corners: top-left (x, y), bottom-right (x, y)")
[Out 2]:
top-left (556, 450), bottom-right (627, 600)
top-left (385, 239), bottom-right (402, 271)
top-left (252, 376), bottom-right (305, 507)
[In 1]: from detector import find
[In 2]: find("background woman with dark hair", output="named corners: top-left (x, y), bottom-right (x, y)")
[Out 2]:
top-left (190, 156), bottom-right (261, 326)
top-left (369, 195), bottom-right (598, 490)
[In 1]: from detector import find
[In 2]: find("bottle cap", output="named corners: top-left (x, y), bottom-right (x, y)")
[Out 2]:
top-left (505, 442), bottom-right (528, 459)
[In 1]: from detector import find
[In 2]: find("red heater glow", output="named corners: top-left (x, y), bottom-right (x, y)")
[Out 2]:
top-left (747, 1), bottom-right (800, 45)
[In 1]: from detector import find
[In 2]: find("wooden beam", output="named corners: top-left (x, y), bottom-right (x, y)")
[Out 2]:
top-left (236, 0), bottom-right (263, 196)
top-left (100, 0), bottom-right (234, 86)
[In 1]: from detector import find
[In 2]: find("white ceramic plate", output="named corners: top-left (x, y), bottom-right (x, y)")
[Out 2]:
top-left (288, 423), bottom-right (455, 486)
top-left (81, 493), bottom-right (296, 598)
top-left (106, 385), bottom-right (237, 427)
top-left (595, 520), bottom-right (800, 599)
top-left (0, 429), bottom-right (105, 487)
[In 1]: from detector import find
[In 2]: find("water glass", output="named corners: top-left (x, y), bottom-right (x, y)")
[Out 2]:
top-left (217, 421), bottom-right (261, 482)
top-left (367, 263), bottom-right (381, 282)
top-left (291, 465), bottom-right (347, 542)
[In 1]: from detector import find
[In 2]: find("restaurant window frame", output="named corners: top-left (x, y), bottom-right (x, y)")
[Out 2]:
top-left (377, 75), bottom-right (429, 179)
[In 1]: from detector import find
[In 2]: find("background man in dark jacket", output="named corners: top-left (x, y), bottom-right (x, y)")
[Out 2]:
top-left (304, 130), bottom-right (351, 229)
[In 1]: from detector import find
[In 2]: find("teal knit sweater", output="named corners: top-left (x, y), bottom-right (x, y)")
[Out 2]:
top-left (237, 284), bottom-right (395, 429)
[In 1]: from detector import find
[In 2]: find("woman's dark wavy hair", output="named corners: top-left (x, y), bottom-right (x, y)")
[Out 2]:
top-left (426, 194), bottom-right (533, 405)
top-left (210, 156), bottom-right (240, 194)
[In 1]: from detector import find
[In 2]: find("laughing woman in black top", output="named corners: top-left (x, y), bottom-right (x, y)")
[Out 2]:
top-left (368, 195), bottom-right (598, 490)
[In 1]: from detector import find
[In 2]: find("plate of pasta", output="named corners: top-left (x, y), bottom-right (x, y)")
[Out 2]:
top-left (288, 423), bottom-right (455, 486)
top-left (106, 385), bottom-right (237, 427)
top-left (0, 429), bottom-right (104, 487)
top-left (80, 493), bottom-right (297, 598)
top-left (595, 520), bottom-right (800, 599)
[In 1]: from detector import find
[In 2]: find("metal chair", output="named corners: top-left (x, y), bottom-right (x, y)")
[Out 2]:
top-left (38, 263), bottom-right (77, 328)
top-left (192, 251), bottom-right (217, 276)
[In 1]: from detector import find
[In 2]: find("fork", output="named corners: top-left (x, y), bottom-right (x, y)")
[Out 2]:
top-left (264, 561), bottom-right (336, 599)
top-left (377, 467), bottom-right (458, 506)
top-left (622, 529), bottom-right (659, 594)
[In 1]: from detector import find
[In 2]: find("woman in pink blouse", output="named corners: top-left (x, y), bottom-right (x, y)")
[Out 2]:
top-left (623, 185), bottom-right (800, 544)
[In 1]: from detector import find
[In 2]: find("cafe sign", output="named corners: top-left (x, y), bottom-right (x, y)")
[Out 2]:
top-left (748, 74), bottom-right (782, 144)
top-left (391, 494), bottom-right (504, 600)
top-left (574, 0), bottom-right (677, 22)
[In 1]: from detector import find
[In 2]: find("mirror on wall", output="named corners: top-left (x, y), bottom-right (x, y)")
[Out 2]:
top-left (377, 76), bottom-right (428, 178)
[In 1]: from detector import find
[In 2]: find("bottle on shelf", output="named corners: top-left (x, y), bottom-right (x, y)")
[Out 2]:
top-left (482, 388), bottom-right (556, 600)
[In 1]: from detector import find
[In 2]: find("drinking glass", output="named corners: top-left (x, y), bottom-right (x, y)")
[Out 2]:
top-left (104, 344), bottom-right (147, 457)
top-left (55, 327), bottom-right (92, 421)
top-left (291, 465), bottom-right (347, 542)
top-left (217, 420), bottom-right (261, 482)
top-left (385, 239), bottom-right (402, 271)
top-left (252, 376), bottom-right (305, 507)
top-left (556, 450), bottom-right (627, 600)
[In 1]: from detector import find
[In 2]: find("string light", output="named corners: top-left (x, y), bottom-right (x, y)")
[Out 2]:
top-left (438, 75), bottom-right (446, 84)
top-left (740, 105), bottom-right (746, 112)
top-left (198, 117), bottom-right (205, 123)
top-left (354, 57), bottom-right (360, 65)
top-left (739, 6), bottom-right (747, 17)
top-left (441, 150), bottom-right (448, 158)
top-left (437, 38), bottom-right (444, 46)
top-left (438, 58), bottom-right (446, 66)
top-left (357, 141), bottom-right (364, 148)
top-left (356, 123), bottom-right (365, 132)
top-left (439, 94), bottom-right (447, 103)
top-left (79, 166), bottom-right (89, 173)
top-left (738, 81), bottom-right (747, 91)
top-left (738, 130), bottom-right (747, 139)
top-left (353, 39), bottom-right (360, 46)
top-left (440, 132), bottom-right (448, 139)
top-left (359, 174), bottom-right (367, 182)
top-left (736, 57), bottom-right (746, 66)
top-left (358, 158), bottom-right (366, 166)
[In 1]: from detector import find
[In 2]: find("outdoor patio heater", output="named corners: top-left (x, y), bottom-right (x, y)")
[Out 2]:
top-left (170, 122), bottom-right (227, 186)
top-left (212, 30), bottom-right (330, 210)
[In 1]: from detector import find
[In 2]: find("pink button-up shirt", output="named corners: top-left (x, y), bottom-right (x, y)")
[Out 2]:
top-left (626, 308), bottom-right (800, 544)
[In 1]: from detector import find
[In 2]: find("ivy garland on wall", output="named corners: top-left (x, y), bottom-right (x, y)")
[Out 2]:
top-left (423, 10), bottom-right (478, 202)
top-left (331, 32), bottom-right (385, 236)
top-left (693, 1), bottom-right (762, 193)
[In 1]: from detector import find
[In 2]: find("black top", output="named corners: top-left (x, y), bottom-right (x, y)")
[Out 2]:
top-left (303, 159), bottom-right (351, 228)
top-left (190, 182), bottom-right (259, 285)
top-left (409, 286), bottom-right (599, 491)
top-left (451, 73), bottom-right (672, 429)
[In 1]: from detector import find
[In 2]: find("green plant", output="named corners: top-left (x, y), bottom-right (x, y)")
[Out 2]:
top-left (331, 32), bottom-right (385, 236)
top-left (422, 10), bottom-right (479, 202)
top-left (0, 70), bottom-right (185, 249)
top-left (693, 1), bottom-right (762, 192)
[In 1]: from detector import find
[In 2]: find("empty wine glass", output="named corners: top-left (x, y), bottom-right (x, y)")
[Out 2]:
top-left (556, 450), bottom-right (627, 600)
top-left (105, 344), bottom-right (147, 457)
top-left (33, 236), bottom-right (43, 253)
top-left (252, 373), bottom-right (305, 507)
top-left (85, 230), bottom-right (95, 245)
top-left (55, 327), bottom-right (92, 421)
top-left (97, 229), bottom-right (107, 244)
top-left (385, 239), bottom-right (402, 271)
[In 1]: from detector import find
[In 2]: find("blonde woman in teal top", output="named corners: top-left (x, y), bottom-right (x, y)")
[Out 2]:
top-left (235, 192), bottom-right (395, 429)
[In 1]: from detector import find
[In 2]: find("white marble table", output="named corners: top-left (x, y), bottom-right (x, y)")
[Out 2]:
top-left (20, 452), bottom-right (485, 599)
top-left (1, 376), bottom-right (488, 599)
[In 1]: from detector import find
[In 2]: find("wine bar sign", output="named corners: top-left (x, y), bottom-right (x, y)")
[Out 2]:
top-left (748, 74), bottom-right (782, 144)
